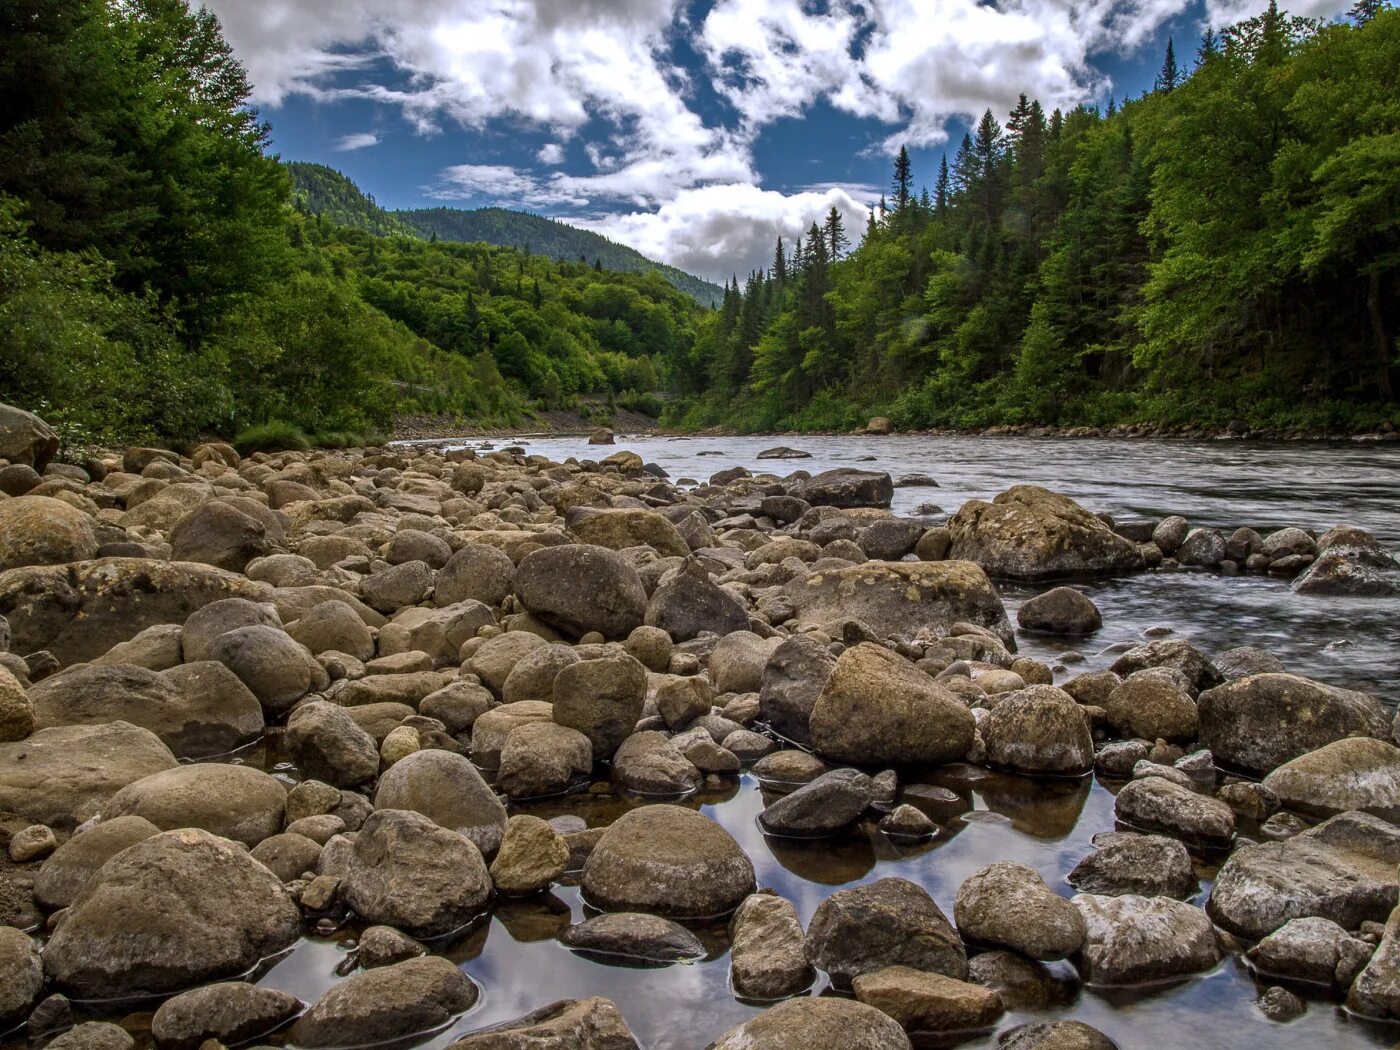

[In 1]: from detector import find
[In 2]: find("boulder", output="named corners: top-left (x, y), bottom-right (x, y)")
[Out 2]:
top-left (448, 997), bottom-right (639, 1049)
top-left (435, 544), bottom-right (516, 608)
top-left (1072, 893), bottom-right (1221, 985)
top-left (1016, 587), bottom-right (1102, 635)
top-left (954, 862), bottom-right (1086, 960)
top-left (0, 925), bottom-right (42, 1027)
top-left (1208, 811), bottom-right (1400, 939)
top-left (0, 560), bottom-right (270, 666)
top-left (710, 631), bottom-right (778, 694)
top-left (982, 686), bottom-right (1093, 776)
top-left (495, 722), bottom-right (593, 800)
top-left (0, 721), bottom-right (178, 829)
top-left (560, 912), bottom-right (704, 962)
top-left (1113, 776), bottom-right (1235, 846)
top-left (759, 768), bottom-right (873, 837)
top-left (1198, 673), bottom-right (1389, 775)
top-left (570, 509), bottom-right (689, 558)
top-left (1175, 527), bottom-right (1226, 567)
top-left (805, 877), bottom-right (967, 984)
top-left (361, 561), bottom-right (434, 613)
top-left (0, 664), bottom-right (35, 741)
top-left (581, 805), bottom-right (754, 918)
top-left (287, 600), bottom-right (375, 661)
top-left (205, 625), bottom-right (325, 715)
top-left (729, 893), bottom-right (814, 999)
top-left (783, 561), bottom-right (1013, 645)
top-left (1293, 529), bottom-right (1400, 597)
top-left (1108, 640), bottom-right (1220, 695)
top-left (808, 643), bottom-right (975, 765)
top-left (946, 486), bottom-right (1144, 580)
top-left (708, 997), bottom-right (911, 1050)
top-left (644, 558), bottom-right (749, 641)
top-left (28, 661), bottom-right (262, 759)
top-left (611, 731), bottom-right (701, 795)
top-left (0, 403), bottom-right (60, 470)
top-left (997, 1021), bottom-right (1118, 1050)
top-left (552, 654), bottom-right (648, 760)
top-left (33, 815), bottom-right (162, 909)
top-left (851, 966), bottom-right (1004, 1034)
top-left (374, 749), bottom-right (508, 855)
top-left (42, 828), bottom-right (300, 998)
top-left (102, 763), bottom-right (287, 847)
top-left (793, 469), bottom-right (894, 508)
top-left (46, 1024), bottom-right (134, 1050)
top-left (514, 545), bottom-right (647, 639)
top-left (489, 814), bottom-right (569, 894)
top-left (1247, 916), bottom-right (1374, 987)
top-left (1066, 833), bottom-right (1197, 900)
top-left (151, 982), bottom-right (301, 1050)
top-left (340, 809), bottom-right (493, 936)
top-left (292, 956), bottom-right (478, 1048)
top-left (169, 502), bottom-right (270, 572)
top-left (0, 496), bottom-right (98, 570)
top-left (858, 519), bottom-right (926, 561)
top-left (285, 701), bottom-right (380, 787)
top-left (758, 633), bottom-right (837, 746)
top-left (1262, 737), bottom-right (1400, 820)
top-left (471, 701), bottom-right (553, 768)
top-left (1101, 674), bottom-right (1197, 743)
top-left (180, 597), bottom-right (282, 663)
top-left (503, 644), bottom-right (581, 705)
top-left (1346, 904), bottom-right (1400, 1017)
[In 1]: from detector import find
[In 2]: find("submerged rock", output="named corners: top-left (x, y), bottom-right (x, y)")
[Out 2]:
top-left (449, 997), bottom-right (640, 1049)
top-left (292, 956), bottom-right (478, 1047)
top-left (560, 912), bottom-right (704, 962)
top-left (852, 965), bottom-right (1004, 1034)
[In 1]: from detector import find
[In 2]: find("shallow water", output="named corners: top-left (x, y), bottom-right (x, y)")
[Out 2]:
top-left (25, 434), bottom-right (1400, 1050)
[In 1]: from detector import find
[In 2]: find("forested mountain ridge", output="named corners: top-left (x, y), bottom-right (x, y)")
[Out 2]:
top-left (664, 3), bottom-right (1400, 434)
top-left (396, 207), bottom-right (725, 307)
top-left (286, 162), bottom-right (415, 237)
top-left (0, 0), bottom-right (700, 447)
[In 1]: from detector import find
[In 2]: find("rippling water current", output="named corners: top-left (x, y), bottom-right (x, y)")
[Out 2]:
top-left (32, 435), bottom-right (1400, 1050)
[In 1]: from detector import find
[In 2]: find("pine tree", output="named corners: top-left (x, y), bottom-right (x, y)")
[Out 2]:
top-left (950, 134), bottom-right (977, 197)
top-left (824, 206), bottom-right (847, 260)
top-left (891, 146), bottom-right (913, 212)
top-left (1006, 94), bottom-right (1034, 143)
top-left (1106, 94), bottom-right (1117, 117)
top-left (1350, 0), bottom-right (1383, 22)
top-left (773, 237), bottom-right (787, 285)
top-left (1156, 38), bottom-right (1179, 92)
top-left (1197, 27), bottom-right (1219, 65)
top-left (934, 155), bottom-right (951, 217)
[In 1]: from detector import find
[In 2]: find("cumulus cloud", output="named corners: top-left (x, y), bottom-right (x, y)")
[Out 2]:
top-left (536, 142), bottom-right (566, 164)
top-left (584, 183), bottom-right (871, 283)
top-left (334, 131), bottom-right (380, 151)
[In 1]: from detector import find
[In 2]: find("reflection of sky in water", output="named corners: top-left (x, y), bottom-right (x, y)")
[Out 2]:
top-left (36, 434), bottom-right (1400, 1050)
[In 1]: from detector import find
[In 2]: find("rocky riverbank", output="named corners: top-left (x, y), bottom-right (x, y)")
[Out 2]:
top-left (2, 399), bottom-right (1400, 1049)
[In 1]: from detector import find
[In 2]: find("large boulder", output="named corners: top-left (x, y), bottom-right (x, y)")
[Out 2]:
top-left (292, 957), bottom-right (478, 1048)
top-left (1016, 586), bottom-right (1102, 635)
top-left (1198, 673), bottom-right (1389, 775)
top-left (709, 997), bottom-right (910, 1050)
top-left (151, 983), bottom-right (302, 1050)
top-left (808, 644), bottom-right (974, 765)
top-left (285, 701), bottom-right (380, 787)
top-left (1072, 894), bottom-right (1220, 985)
top-left (0, 721), bottom-right (178, 829)
top-left (449, 997), bottom-right (640, 1049)
top-left (41, 828), bottom-right (300, 998)
top-left (982, 686), bottom-right (1093, 776)
top-left (0, 558), bottom-right (269, 667)
top-left (0, 403), bottom-right (60, 470)
top-left (1262, 738), bottom-right (1400, 820)
top-left (0, 664), bottom-right (36, 741)
top-left (102, 763), bottom-right (287, 847)
top-left (759, 768), bottom-right (873, 837)
top-left (1113, 776), bottom-right (1235, 846)
top-left (495, 722), bottom-right (593, 800)
top-left (340, 809), bottom-right (493, 937)
top-left (758, 633), bottom-right (837, 746)
top-left (954, 862), bottom-right (1087, 960)
top-left (581, 805), bottom-right (754, 919)
top-left (0, 496), bottom-right (98, 571)
top-left (434, 544), bottom-right (516, 608)
top-left (805, 877), bottom-right (967, 983)
top-left (644, 559), bottom-right (749, 642)
top-left (28, 662), bottom-right (262, 759)
top-left (169, 502), bottom-right (271, 572)
top-left (792, 469), bottom-right (894, 508)
top-left (851, 966), bottom-right (1004, 1035)
top-left (374, 749), bottom-right (508, 855)
top-left (783, 561), bottom-right (1013, 645)
top-left (569, 509), bottom-right (689, 558)
top-left (205, 625), bottom-right (326, 715)
top-left (611, 731), bottom-right (702, 795)
top-left (0, 925), bottom-right (43, 1027)
top-left (33, 815), bottom-right (162, 910)
top-left (1293, 528), bottom-right (1400, 597)
top-left (729, 892), bottom-right (814, 1000)
top-left (1208, 811), bottom-right (1400, 939)
top-left (1066, 832), bottom-right (1197, 900)
top-left (552, 654), bottom-right (648, 760)
top-left (514, 545), bottom-right (646, 640)
top-left (946, 486), bottom-right (1144, 580)
top-left (287, 600), bottom-right (375, 661)
top-left (1101, 674), bottom-right (1197, 743)
top-left (1347, 903), bottom-right (1400, 1018)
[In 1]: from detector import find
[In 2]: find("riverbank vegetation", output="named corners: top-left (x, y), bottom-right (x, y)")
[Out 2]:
top-left (665, 4), bottom-right (1400, 434)
top-left (0, 0), bottom-right (699, 447)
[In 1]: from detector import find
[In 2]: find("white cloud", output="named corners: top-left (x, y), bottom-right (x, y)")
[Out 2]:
top-left (334, 131), bottom-right (380, 151)
top-left (584, 183), bottom-right (871, 283)
top-left (536, 142), bottom-right (566, 164)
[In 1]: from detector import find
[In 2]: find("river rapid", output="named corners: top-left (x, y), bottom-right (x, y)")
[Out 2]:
top-left (33, 433), bottom-right (1400, 1050)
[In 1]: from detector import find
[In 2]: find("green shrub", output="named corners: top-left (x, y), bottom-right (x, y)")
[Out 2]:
top-left (234, 421), bottom-right (311, 455)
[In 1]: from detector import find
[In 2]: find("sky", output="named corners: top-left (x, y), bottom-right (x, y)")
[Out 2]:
top-left (203, 0), bottom-right (1356, 284)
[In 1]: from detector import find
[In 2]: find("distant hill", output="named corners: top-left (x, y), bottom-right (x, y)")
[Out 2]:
top-left (284, 163), bottom-right (722, 307)
top-left (285, 162), bottom-right (415, 237)
top-left (398, 207), bottom-right (724, 307)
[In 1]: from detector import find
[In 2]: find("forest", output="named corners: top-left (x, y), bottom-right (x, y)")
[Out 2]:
top-left (0, 0), bottom-right (699, 448)
top-left (666, 3), bottom-right (1400, 433)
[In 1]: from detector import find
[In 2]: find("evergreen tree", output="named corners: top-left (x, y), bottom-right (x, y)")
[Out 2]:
top-left (1156, 37), bottom-right (1180, 91)
top-left (773, 237), bottom-right (788, 285)
top-left (890, 146), bottom-right (913, 212)
top-left (1349, 0), bottom-right (1383, 22)
top-left (824, 206), bottom-right (848, 260)
top-left (1197, 26), bottom-right (1219, 64)
top-left (934, 155), bottom-right (951, 217)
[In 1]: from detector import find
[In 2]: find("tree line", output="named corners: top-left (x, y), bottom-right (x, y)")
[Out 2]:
top-left (0, 0), bottom-right (699, 447)
top-left (665, 2), bottom-right (1399, 432)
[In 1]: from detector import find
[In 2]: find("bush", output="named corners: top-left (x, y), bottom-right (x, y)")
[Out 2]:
top-left (234, 421), bottom-right (311, 455)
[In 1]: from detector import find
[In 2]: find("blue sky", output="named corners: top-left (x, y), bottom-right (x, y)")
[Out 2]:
top-left (205, 0), bottom-right (1354, 282)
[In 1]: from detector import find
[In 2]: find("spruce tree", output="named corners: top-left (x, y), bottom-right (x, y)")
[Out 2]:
top-left (1350, 0), bottom-right (1383, 22)
top-left (824, 206), bottom-right (847, 260)
top-left (1156, 38), bottom-right (1179, 92)
top-left (891, 146), bottom-right (913, 212)
top-left (1197, 27), bottom-right (1219, 65)
top-left (934, 155), bottom-right (950, 217)
top-left (773, 237), bottom-right (787, 285)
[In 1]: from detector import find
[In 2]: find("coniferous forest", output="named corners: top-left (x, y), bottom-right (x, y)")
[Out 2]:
top-left (1, 1), bottom-right (1397, 444)
top-left (666, 3), bottom-right (1400, 433)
